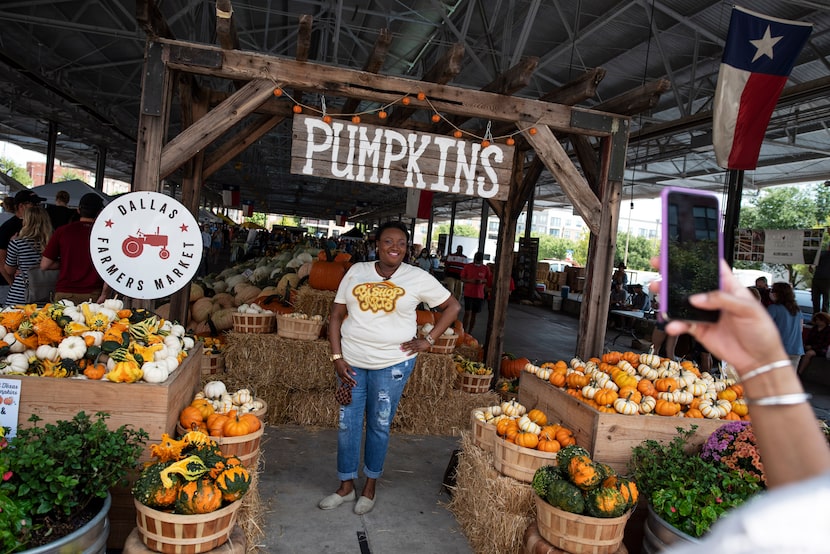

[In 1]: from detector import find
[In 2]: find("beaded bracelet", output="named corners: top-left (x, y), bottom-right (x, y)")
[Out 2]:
top-left (746, 393), bottom-right (812, 406)
top-left (739, 359), bottom-right (792, 382)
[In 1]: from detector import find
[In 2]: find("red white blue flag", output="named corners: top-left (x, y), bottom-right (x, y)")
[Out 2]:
top-left (241, 199), bottom-right (254, 217)
top-left (405, 189), bottom-right (434, 220)
top-left (713, 7), bottom-right (811, 170)
top-left (335, 210), bottom-right (349, 226)
top-left (222, 184), bottom-right (240, 207)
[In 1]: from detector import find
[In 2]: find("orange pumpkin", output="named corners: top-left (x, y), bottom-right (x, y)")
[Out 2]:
top-left (500, 356), bottom-right (529, 380)
top-left (179, 406), bottom-right (204, 431)
top-left (527, 409), bottom-right (548, 426)
top-left (190, 398), bottom-right (215, 420)
top-left (308, 260), bottom-right (350, 291)
top-left (602, 351), bottom-right (622, 364)
top-left (618, 386), bottom-right (642, 404)
top-left (536, 438), bottom-right (561, 452)
top-left (416, 309), bottom-right (435, 326)
top-left (554, 427), bottom-right (575, 446)
top-left (637, 379), bottom-right (656, 397)
top-left (549, 372), bottom-right (566, 388)
top-left (684, 408), bottom-right (704, 418)
top-left (655, 398), bottom-right (681, 416)
top-left (654, 377), bottom-right (678, 393)
top-left (539, 425), bottom-right (561, 441)
top-left (594, 389), bottom-right (619, 406)
top-left (515, 431), bottom-right (539, 449)
top-left (83, 363), bottom-right (106, 380)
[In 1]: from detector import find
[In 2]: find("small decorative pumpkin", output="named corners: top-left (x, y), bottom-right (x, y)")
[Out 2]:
top-left (215, 465), bottom-right (251, 502)
top-left (175, 477), bottom-right (223, 514)
top-left (568, 455), bottom-right (602, 490)
top-left (515, 431), bottom-right (539, 449)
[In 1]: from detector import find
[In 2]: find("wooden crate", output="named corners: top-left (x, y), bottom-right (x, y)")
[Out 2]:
top-left (518, 372), bottom-right (724, 474)
top-left (4, 351), bottom-right (202, 550)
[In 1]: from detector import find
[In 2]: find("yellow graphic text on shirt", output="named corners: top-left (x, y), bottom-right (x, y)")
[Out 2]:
top-left (352, 281), bottom-right (405, 313)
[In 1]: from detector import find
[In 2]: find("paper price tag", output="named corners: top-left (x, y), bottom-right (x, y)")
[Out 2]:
top-left (0, 378), bottom-right (22, 438)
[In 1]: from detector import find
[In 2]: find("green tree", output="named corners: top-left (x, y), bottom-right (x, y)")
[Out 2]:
top-left (536, 235), bottom-right (577, 261)
top-left (738, 184), bottom-right (824, 287)
top-left (432, 223), bottom-right (478, 243)
top-left (0, 157), bottom-right (32, 186)
top-left (614, 233), bottom-right (658, 271)
top-left (58, 169), bottom-right (84, 182)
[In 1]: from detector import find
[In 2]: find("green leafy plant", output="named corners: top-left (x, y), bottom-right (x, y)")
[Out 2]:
top-left (0, 412), bottom-right (147, 551)
top-left (629, 426), bottom-right (762, 538)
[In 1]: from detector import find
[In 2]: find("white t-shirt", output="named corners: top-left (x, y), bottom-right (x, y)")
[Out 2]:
top-left (334, 262), bottom-right (451, 369)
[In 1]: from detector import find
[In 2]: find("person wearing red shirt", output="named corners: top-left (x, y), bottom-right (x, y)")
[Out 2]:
top-left (460, 252), bottom-right (491, 333)
top-left (40, 193), bottom-right (109, 304)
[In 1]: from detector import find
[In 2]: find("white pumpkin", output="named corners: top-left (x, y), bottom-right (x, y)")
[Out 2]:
top-left (232, 388), bottom-right (252, 405)
top-left (35, 344), bottom-right (60, 361)
top-left (204, 381), bottom-right (227, 399)
top-left (141, 362), bottom-right (169, 383)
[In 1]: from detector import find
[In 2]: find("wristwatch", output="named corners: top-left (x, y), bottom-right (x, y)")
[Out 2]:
top-left (424, 334), bottom-right (435, 346)
top-left (329, 354), bottom-right (343, 362)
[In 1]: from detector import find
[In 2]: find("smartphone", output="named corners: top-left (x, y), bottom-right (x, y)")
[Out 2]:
top-left (659, 187), bottom-right (722, 323)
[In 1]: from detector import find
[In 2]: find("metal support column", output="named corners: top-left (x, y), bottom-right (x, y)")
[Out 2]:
top-left (45, 121), bottom-right (58, 184)
top-left (723, 169), bottom-right (744, 268)
top-left (95, 146), bottom-right (107, 192)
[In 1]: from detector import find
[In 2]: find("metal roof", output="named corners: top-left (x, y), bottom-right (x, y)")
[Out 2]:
top-left (0, 0), bottom-right (828, 222)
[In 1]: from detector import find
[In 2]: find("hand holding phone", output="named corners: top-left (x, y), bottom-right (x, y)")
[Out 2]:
top-left (659, 187), bottom-right (722, 323)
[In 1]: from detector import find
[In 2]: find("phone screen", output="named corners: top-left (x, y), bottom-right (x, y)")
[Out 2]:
top-left (660, 188), bottom-right (721, 323)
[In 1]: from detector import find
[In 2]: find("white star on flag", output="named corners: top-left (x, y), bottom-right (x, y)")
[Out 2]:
top-left (749, 25), bottom-right (783, 63)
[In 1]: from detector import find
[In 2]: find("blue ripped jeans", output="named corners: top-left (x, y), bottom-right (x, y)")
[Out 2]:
top-left (337, 357), bottom-right (416, 481)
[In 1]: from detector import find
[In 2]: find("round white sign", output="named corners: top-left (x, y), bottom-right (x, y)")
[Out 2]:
top-left (90, 191), bottom-right (202, 300)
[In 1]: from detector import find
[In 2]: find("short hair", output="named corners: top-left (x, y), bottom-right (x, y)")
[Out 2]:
top-left (376, 220), bottom-right (409, 242)
top-left (78, 193), bottom-right (104, 218)
top-left (755, 276), bottom-right (768, 285)
top-left (474, 252), bottom-right (484, 262)
top-left (55, 190), bottom-right (70, 203)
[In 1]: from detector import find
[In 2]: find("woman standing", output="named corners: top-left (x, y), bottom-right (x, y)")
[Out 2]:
top-left (414, 248), bottom-right (433, 273)
top-left (4, 206), bottom-right (53, 306)
top-left (767, 281), bottom-right (804, 367)
top-left (321, 221), bottom-right (460, 515)
top-left (797, 312), bottom-right (830, 375)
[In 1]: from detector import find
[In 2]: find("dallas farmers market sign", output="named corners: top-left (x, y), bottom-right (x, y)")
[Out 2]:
top-left (290, 114), bottom-right (514, 201)
top-left (90, 191), bottom-right (202, 299)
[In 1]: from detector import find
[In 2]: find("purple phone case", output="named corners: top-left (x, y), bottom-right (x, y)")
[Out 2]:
top-left (659, 186), bottom-right (723, 323)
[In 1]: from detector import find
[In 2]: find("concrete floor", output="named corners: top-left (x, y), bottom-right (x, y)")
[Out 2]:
top-left (250, 297), bottom-right (830, 553)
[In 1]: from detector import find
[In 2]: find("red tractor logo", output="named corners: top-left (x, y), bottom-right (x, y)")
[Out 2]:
top-left (122, 227), bottom-right (170, 259)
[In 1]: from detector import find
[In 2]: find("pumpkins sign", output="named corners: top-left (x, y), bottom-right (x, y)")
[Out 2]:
top-left (90, 192), bottom-right (202, 299)
top-left (290, 115), bottom-right (514, 201)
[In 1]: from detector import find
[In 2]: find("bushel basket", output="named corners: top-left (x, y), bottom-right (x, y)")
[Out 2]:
top-left (534, 493), bottom-right (631, 554)
top-left (456, 372), bottom-right (493, 394)
top-left (277, 315), bottom-right (324, 340)
top-left (232, 312), bottom-right (275, 334)
top-left (134, 498), bottom-right (242, 554)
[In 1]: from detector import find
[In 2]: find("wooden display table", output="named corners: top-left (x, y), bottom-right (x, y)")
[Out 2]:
top-left (518, 372), bottom-right (725, 474)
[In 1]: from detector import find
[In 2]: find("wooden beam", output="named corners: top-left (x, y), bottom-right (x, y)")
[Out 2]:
top-left (215, 0), bottom-right (239, 51)
top-left (570, 134), bottom-right (599, 187)
top-left (387, 43), bottom-right (465, 127)
top-left (437, 56), bottom-right (539, 134)
top-left (541, 67), bottom-right (607, 105)
top-left (510, 154), bottom-right (544, 221)
top-left (160, 39), bottom-right (623, 136)
top-left (159, 79), bottom-right (275, 179)
top-left (171, 77), bottom-right (209, 325)
top-left (522, 125), bottom-right (601, 233)
top-left (203, 114), bottom-right (284, 178)
top-left (577, 137), bottom-right (621, 358)
top-left (340, 28), bottom-right (392, 116)
top-left (594, 79), bottom-right (671, 116)
top-left (134, 40), bottom-right (172, 191)
top-left (296, 15), bottom-right (313, 62)
top-left (136, 0), bottom-right (173, 39)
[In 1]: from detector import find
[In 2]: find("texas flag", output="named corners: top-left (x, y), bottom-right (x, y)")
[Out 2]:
top-left (241, 199), bottom-right (254, 217)
top-left (713, 7), bottom-right (811, 170)
top-left (335, 210), bottom-right (349, 226)
top-left (222, 184), bottom-right (240, 207)
top-left (405, 189), bottom-right (434, 220)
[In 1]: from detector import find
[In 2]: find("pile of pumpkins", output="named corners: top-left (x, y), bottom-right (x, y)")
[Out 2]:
top-left (474, 400), bottom-right (577, 453)
top-left (159, 246), bottom-right (353, 334)
top-left (524, 351), bottom-right (747, 420)
top-left (178, 380), bottom-right (265, 438)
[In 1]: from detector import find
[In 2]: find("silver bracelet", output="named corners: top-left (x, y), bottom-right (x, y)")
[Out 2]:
top-left (424, 334), bottom-right (435, 346)
top-left (739, 359), bottom-right (792, 382)
top-left (746, 393), bottom-right (812, 406)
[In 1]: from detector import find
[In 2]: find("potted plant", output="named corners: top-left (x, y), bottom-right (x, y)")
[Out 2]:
top-left (629, 426), bottom-right (763, 545)
top-left (0, 411), bottom-right (147, 552)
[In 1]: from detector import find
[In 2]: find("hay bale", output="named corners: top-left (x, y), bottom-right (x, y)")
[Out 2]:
top-left (295, 286), bottom-right (336, 319)
top-left (446, 433), bottom-right (535, 554)
top-left (284, 390), bottom-right (339, 428)
top-left (405, 353), bottom-right (456, 397)
top-left (238, 470), bottom-right (265, 553)
top-left (455, 344), bottom-right (484, 362)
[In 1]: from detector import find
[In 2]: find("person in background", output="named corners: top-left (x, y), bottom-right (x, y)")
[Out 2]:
top-left (649, 323), bottom-right (678, 359)
top-left (767, 281), bottom-right (804, 368)
top-left (460, 252), bottom-right (491, 334)
top-left (210, 226), bottom-right (224, 266)
top-left (627, 283), bottom-right (651, 311)
top-left (40, 193), bottom-right (109, 304)
top-left (200, 225), bottom-right (212, 276)
top-left (611, 261), bottom-right (627, 290)
top-left (46, 190), bottom-right (75, 229)
top-left (4, 206), bottom-right (53, 306)
top-left (322, 221), bottom-right (460, 515)
top-left (1, 197), bottom-right (14, 213)
top-left (747, 286), bottom-right (763, 302)
top-left (755, 276), bottom-right (773, 307)
top-left (811, 243), bottom-right (830, 315)
top-left (652, 260), bottom-right (830, 554)
top-left (443, 245), bottom-right (468, 301)
top-left (414, 248), bottom-right (433, 273)
top-left (485, 262), bottom-right (515, 307)
top-left (0, 190), bottom-right (46, 304)
top-left (797, 311), bottom-right (830, 376)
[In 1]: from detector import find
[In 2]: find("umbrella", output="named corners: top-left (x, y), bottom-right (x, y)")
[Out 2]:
top-left (242, 221), bottom-right (265, 229)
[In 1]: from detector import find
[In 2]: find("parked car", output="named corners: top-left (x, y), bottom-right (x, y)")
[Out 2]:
top-left (794, 289), bottom-right (813, 325)
top-left (540, 259), bottom-right (572, 273)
